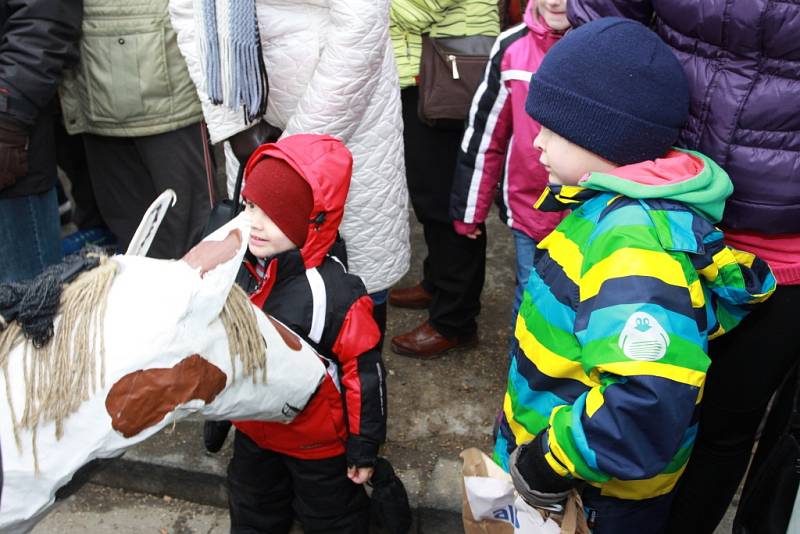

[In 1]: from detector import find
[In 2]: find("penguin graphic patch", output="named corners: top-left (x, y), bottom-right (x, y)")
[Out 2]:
top-left (618, 312), bottom-right (670, 361)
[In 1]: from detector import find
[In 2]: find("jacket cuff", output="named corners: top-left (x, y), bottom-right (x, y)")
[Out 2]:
top-left (515, 430), bottom-right (576, 494)
top-left (346, 435), bottom-right (379, 468)
top-left (0, 83), bottom-right (38, 128)
top-left (453, 220), bottom-right (479, 236)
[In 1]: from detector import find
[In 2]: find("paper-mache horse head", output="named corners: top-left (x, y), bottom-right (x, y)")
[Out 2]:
top-left (0, 213), bottom-right (325, 533)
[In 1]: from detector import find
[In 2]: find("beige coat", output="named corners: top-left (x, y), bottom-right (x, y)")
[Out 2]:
top-left (59, 0), bottom-right (202, 137)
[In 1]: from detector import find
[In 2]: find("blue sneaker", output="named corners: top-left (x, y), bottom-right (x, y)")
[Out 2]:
top-left (62, 228), bottom-right (117, 256)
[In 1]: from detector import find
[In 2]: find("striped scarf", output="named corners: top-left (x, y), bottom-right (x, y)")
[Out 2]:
top-left (201, 0), bottom-right (269, 123)
top-left (255, 257), bottom-right (268, 281)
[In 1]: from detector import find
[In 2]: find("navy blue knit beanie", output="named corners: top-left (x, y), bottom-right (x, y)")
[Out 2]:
top-left (526, 17), bottom-right (689, 165)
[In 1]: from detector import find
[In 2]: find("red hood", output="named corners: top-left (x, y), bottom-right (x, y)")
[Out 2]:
top-left (244, 134), bottom-right (353, 269)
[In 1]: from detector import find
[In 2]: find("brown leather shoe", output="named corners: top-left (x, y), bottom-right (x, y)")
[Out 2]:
top-left (388, 283), bottom-right (433, 309)
top-left (391, 321), bottom-right (478, 359)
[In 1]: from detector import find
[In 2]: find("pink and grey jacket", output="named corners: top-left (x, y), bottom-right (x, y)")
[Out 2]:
top-left (450, 7), bottom-right (565, 242)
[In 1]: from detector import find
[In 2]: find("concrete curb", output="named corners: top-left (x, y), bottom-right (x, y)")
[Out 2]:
top-left (87, 419), bottom-right (466, 533)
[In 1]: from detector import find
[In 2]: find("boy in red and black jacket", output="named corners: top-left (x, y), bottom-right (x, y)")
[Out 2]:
top-left (228, 134), bottom-right (386, 533)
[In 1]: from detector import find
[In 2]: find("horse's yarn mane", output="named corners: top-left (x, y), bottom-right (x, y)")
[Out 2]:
top-left (0, 252), bottom-right (118, 471)
top-left (221, 283), bottom-right (268, 384)
top-left (0, 251), bottom-right (267, 473)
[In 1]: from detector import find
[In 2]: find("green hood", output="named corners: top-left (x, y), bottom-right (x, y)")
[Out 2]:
top-left (580, 149), bottom-right (733, 223)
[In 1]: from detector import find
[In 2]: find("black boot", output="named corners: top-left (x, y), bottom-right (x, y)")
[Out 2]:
top-left (203, 420), bottom-right (232, 453)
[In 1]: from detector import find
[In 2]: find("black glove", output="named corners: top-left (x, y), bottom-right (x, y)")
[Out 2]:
top-left (228, 120), bottom-right (283, 166)
top-left (509, 430), bottom-right (575, 511)
top-left (0, 120), bottom-right (29, 191)
top-left (203, 419), bottom-right (232, 453)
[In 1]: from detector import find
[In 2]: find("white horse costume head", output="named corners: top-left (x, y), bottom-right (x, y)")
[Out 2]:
top-left (0, 213), bottom-right (325, 533)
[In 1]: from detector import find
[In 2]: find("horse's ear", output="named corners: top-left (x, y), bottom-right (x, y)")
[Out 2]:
top-left (181, 213), bottom-right (251, 320)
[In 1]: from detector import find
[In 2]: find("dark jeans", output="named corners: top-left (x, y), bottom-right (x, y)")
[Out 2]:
top-left (666, 284), bottom-right (800, 533)
top-left (228, 431), bottom-right (370, 534)
top-left (83, 122), bottom-right (211, 259)
top-left (401, 86), bottom-right (486, 338)
top-left (0, 187), bottom-right (62, 283)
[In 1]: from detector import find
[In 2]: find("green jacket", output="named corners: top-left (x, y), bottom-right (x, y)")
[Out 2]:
top-left (391, 0), bottom-right (500, 88)
top-left (59, 0), bottom-right (202, 137)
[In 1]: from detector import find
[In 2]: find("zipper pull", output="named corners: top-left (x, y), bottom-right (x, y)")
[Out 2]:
top-left (448, 54), bottom-right (460, 80)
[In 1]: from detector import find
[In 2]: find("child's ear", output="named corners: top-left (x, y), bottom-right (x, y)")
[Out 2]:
top-left (181, 213), bottom-right (252, 323)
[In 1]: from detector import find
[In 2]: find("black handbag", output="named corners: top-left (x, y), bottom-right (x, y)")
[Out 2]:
top-left (733, 373), bottom-right (800, 534)
top-left (369, 457), bottom-right (413, 534)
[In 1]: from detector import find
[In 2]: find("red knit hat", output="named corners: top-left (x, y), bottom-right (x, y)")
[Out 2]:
top-left (242, 157), bottom-right (314, 247)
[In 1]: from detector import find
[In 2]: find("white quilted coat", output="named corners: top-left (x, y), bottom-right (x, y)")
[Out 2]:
top-left (168, 0), bottom-right (410, 293)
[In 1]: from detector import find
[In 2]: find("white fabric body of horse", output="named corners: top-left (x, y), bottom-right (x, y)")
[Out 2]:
top-left (0, 215), bottom-right (326, 533)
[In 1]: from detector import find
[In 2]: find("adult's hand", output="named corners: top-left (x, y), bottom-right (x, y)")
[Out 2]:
top-left (228, 121), bottom-right (283, 165)
top-left (0, 121), bottom-right (29, 191)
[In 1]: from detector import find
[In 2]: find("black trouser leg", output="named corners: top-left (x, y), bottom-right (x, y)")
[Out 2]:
top-left (400, 86), bottom-right (486, 338)
top-left (228, 431), bottom-right (294, 534)
top-left (583, 487), bottom-right (674, 534)
top-left (54, 119), bottom-right (105, 230)
top-left (286, 454), bottom-right (371, 534)
top-left (400, 87), bottom-right (462, 227)
top-left (84, 134), bottom-right (154, 253)
top-left (743, 366), bottom-right (798, 487)
top-left (424, 220), bottom-right (486, 338)
top-left (666, 285), bottom-right (800, 533)
top-left (83, 122), bottom-right (211, 259)
top-left (136, 122), bottom-right (211, 258)
top-left (228, 432), bottom-right (370, 534)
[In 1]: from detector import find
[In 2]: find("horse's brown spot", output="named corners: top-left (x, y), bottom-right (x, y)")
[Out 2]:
top-left (182, 229), bottom-right (242, 277)
top-left (268, 315), bottom-right (302, 351)
top-left (106, 354), bottom-right (227, 438)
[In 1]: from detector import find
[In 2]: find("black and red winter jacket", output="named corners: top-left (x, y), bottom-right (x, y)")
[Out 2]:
top-left (232, 134), bottom-right (387, 467)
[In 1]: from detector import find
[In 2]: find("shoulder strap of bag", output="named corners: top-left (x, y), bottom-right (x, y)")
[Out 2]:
top-left (200, 122), bottom-right (216, 207)
top-left (231, 163), bottom-right (245, 217)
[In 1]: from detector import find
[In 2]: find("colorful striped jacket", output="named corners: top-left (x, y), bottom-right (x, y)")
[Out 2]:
top-left (494, 149), bottom-right (776, 500)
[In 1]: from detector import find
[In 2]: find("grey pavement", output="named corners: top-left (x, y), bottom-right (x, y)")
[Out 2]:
top-left (39, 209), bottom-right (738, 533)
top-left (35, 485), bottom-right (232, 534)
top-left (32, 483), bottom-right (736, 534)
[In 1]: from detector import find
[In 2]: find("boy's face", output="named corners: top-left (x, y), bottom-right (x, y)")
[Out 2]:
top-left (537, 0), bottom-right (570, 31)
top-left (245, 201), bottom-right (297, 258)
top-left (533, 127), bottom-right (617, 186)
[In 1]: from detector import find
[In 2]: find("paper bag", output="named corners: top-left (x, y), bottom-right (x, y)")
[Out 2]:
top-left (461, 448), bottom-right (515, 534)
top-left (461, 448), bottom-right (590, 534)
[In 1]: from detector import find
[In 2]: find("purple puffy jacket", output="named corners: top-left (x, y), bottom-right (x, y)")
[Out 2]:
top-left (568, 0), bottom-right (800, 234)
